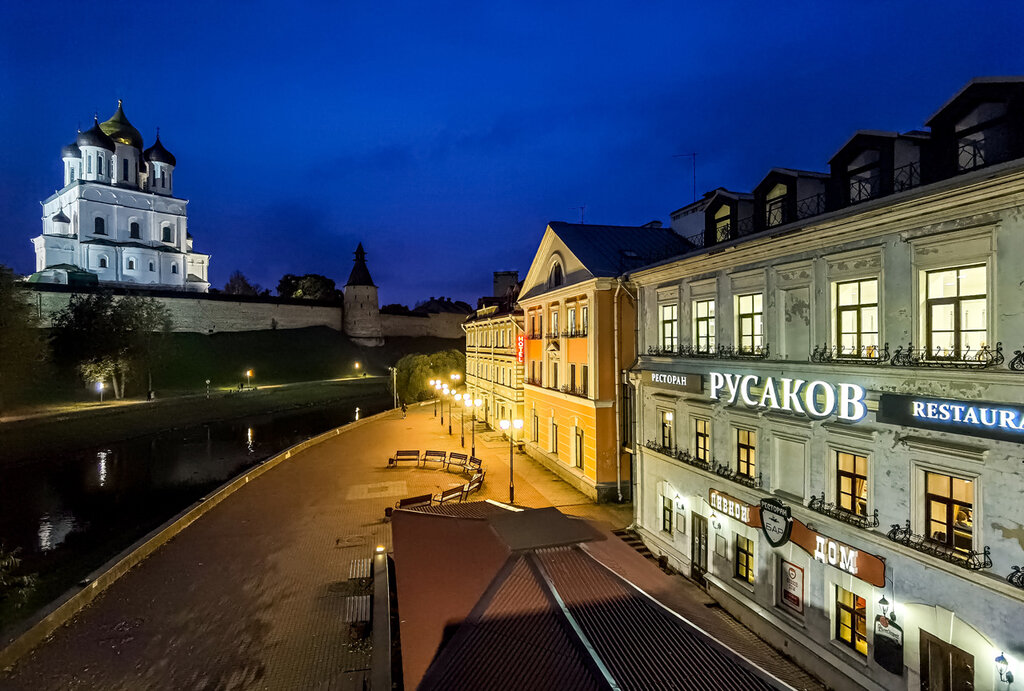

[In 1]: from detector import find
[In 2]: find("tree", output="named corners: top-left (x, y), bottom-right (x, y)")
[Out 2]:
top-left (0, 266), bottom-right (47, 415)
top-left (223, 271), bottom-right (261, 296)
top-left (393, 349), bottom-right (466, 404)
top-left (50, 293), bottom-right (171, 399)
top-left (277, 273), bottom-right (340, 301)
top-left (0, 544), bottom-right (36, 608)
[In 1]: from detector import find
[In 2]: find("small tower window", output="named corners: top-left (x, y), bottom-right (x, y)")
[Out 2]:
top-left (171, 264), bottom-right (178, 274)
top-left (149, 261), bottom-right (155, 272)
top-left (160, 170), bottom-right (166, 188)
top-left (87, 156), bottom-right (93, 174)
top-left (98, 256), bottom-right (108, 268)
top-left (122, 158), bottom-right (129, 181)
top-left (162, 226), bottom-right (172, 242)
top-left (98, 155), bottom-right (104, 176)
top-left (94, 217), bottom-right (106, 235)
top-left (69, 167), bottom-right (76, 182)
top-left (130, 222), bottom-right (140, 239)
top-left (127, 259), bottom-right (136, 270)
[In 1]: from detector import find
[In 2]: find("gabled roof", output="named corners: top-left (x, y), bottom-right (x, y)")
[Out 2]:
top-left (926, 76), bottom-right (1024, 127)
top-left (547, 222), bottom-right (694, 278)
top-left (395, 506), bottom-right (788, 691)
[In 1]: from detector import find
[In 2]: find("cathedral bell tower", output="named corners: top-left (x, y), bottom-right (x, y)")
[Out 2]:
top-left (342, 243), bottom-right (384, 346)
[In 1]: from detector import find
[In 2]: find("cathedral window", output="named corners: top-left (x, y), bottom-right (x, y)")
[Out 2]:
top-left (94, 217), bottom-right (106, 235)
top-left (160, 171), bottom-right (166, 188)
top-left (171, 264), bottom-right (178, 274)
top-left (130, 222), bottom-right (140, 239)
top-left (122, 159), bottom-right (129, 181)
top-left (87, 156), bottom-right (92, 174)
top-left (69, 167), bottom-right (75, 182)
top-left (98, 155), bottom-right (104, 176)
top-left (127, 259), bottom-right (136, 270)
top-left (162, 226), bottom-right (172, 242)
top-left (98, 256), bottom-right (108, 268)
top-left (149, 261), bottom-right (155, 272)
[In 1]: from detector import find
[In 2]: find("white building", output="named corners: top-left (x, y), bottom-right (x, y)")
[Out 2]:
top-left (628, 78), bottom-right (1024, 691)
top-left (30, 102), bottom-right (210, 291)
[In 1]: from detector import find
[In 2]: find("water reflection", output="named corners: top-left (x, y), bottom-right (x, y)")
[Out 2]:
top-left (37, 513), bottom-right (76, 553)
top-left (97, 449), bottom-right (109, 487)
top-left (246, 427), bottom-right (254, 453)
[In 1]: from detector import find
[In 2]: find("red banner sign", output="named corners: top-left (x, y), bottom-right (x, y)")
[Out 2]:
top-left (516, 334), bottom-right (525, 363)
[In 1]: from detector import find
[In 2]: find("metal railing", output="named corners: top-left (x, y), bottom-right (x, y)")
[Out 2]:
top-left (1011, 346), bottom-right (1024, 371)
top-left (643, 441), bottom-right (762, 489)
top-left (958, 138), bottom-right (985, 171)
top-left (807, 492), bottom-right (880, 530)
top-left (890, 342), bottom-right (1003, 369)
top-left (524, 376), bottom-right (543, 386)
top-left (811, 342), bottom-right (891, 365)
top-left (893, 162), bottom-right (920, 192)
top-left (849, 170), bottom-right (880, 203)
top-left (886, 520), bottom-right (992, 571)
top-left (559, 384), bottom-right (588, 398)
top-left (796, 192), bottom-right (826, 220)
top-left (647, 343), bottom-right (770, 360)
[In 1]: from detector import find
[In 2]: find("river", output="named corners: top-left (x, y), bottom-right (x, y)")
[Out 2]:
top-left (0, 391), bottom-right (391, 628)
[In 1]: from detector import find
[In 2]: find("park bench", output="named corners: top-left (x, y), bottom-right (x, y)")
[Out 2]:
top-left (434, 485), bottom-right (465, 505)
top-left (421, 450), bottom-right (447, 466)
top-left (388, 450), bottom-right (420, 467)
top-left (465, 457), bottom-right (483, 475)
top-left (446, 452), bottom-right (469, 471)
top-left (394, 493), bottom-right (433, 510)
top-left (461, 472), bottom-right (485, 500)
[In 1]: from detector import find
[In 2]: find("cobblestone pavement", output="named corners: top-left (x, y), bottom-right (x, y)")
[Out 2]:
top-left (0, 403), bottom-right (822, 690)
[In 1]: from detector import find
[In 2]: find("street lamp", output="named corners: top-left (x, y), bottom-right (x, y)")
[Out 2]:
top-left (446, 390), bottom-right (454, 435)
top-left (96, 381), bottom-right (105, 403)
top-left (468, 397), bottom-right (483, 456)
top-left (205, 379), bottom-right (211, 399)
top-left (245, 369), bottom-right (253, 389)
top-left (450, 372), bottom-right (461, 388)
top-left (429, 380), bottom-right (438, 416)
top-left (455, 393), bottom-right (466, 447)
top-left (438, 383), bottom-right (447, 425)
top-left (499, 418), bottom-right (524, 503)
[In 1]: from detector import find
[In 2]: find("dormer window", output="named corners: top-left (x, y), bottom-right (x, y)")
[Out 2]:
top-left (955, 102), bottom-right (1008, 171)
top-left (847, 150), bottom-right (880, 203)
top-left (548, 263), bottom-right (563, 288)
top-left (764, 184), bottom-right (788, 228)
top-left (714, 205), bottom-right (731, 242)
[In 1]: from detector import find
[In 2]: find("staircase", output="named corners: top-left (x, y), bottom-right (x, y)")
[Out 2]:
top-left (613, 528), bottom-right (657, 563)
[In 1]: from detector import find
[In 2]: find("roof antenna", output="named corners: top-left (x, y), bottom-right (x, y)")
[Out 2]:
top-left (673, 152), bottom-right (698, 203)
top-left (573, 205), bottom-right (586, 224)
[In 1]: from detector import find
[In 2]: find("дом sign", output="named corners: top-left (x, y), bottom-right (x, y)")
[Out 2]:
top-left (709, 371), bottom-right (867, 422)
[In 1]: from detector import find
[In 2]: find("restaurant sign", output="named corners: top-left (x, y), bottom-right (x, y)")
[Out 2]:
top-left (709, 372), bottom-right (867, 422)
top-left (877, 393), bottom-right (1024, 444)
top-left (645, 370), bottom-right (703, 393)
top-left (759, 498), bottom-right (793, 548)
top-left (780, 560), bottom-right (804, 615)
top-left (708, 489), bottom-right (753, 524)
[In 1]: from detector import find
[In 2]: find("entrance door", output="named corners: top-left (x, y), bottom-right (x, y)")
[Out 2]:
top-left (920, 629), bottom-right (974, 690)
top-left (691, 513), bottom-right (708, 586)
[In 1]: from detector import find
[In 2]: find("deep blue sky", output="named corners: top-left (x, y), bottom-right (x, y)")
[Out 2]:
top-left (2, 2), bottom-right (1023, 306)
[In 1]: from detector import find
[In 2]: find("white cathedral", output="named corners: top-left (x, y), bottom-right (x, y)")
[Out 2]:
top-left (30, 102), bottom-right (210, 291)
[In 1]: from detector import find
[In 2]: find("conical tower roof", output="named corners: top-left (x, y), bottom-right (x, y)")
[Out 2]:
top-left (346, 242), bottom-right (375, 287)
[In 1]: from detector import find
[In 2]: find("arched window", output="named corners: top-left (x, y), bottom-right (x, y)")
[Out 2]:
top-left (98, 155), bottom-right (104, 177)
top-left (94, 217), bottom-right (106, 235)
top-left (130, 221), bottom-right (140, 239)
top-left (98, 256), bottom-right (108, 268)
top-left (149, 261), bottom-right (155, 272)
top-left (548, 263), bottom-right (563, 288)
top-left (162, 226), bottom-right (172, 242)
top-left (171, 264), bottom-right (178, 274)
top-left (127, 259), bottom-right (136, 270)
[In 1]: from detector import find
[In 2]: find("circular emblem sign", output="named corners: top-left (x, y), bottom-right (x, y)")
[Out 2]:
top-left (759, 498), bottom-right (793, 548)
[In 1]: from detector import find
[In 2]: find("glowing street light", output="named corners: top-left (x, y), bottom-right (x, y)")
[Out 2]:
top-left (499, 418), bottom-right (524, 503)
top-left (454, 393), bottom-right (466, 446)
top-left (96, 381), bottom-right (105, 403)
top-left (429, 380), bottom-right (438, 416)
top-left (465, 397), bottom-right (483, 456)
top-left (245, 369), bottom-right (253, 389)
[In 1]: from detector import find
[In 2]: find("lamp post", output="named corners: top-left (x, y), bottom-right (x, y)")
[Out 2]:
top-left (439, 383), bottom-right (448, 426)
top-left (429, 380), bottom-right (437, 416)
top-left (446, 389), bottom-right (454, 435)
top-left (205, 379), bottom-right (211, 399)
top-left (97, 381), bottom-right (105, 403)
top-left (469, 397), bottom-right (482, 456)
top-left (456, 394), bottom-right (466, 447)
top-left (245, 369), bottom-right (252, 389)
top-left (499, 417), bottom-right (524, 503)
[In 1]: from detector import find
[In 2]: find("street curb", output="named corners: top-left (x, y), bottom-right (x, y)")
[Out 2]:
top-left (0, 407), bottom-right (398, 670)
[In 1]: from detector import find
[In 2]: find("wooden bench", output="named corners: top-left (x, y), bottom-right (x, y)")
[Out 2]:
top-left (465, 457), bottom-right (483, 475)
top-left (421, 450), bottom-right (447, 465)
top-left (446, 452), bottom-right (469, 471)
top-left (434, 485), bottom-right (465, 505)
top-left (394, 493), bottom-right (433, 510)
top-left (388, 450), bottom-right (420, 467)
top-left (461, 472), bottom-right (485, 500)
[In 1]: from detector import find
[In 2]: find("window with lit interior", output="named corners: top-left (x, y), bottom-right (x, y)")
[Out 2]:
top-left (925, 471), bottom-right (973, 553)
top-left (925, 265), bottom-right (986, 358)
top-left (835, 279), bottom-right (878, 357)
top-left (694, 299), bottom-right (715, 352)
top-left (735, 534), bottom-right (754, 584)
top-left (660, 303), bottom-right (678, 351)
top-left (835, 451), bottom-right (868, 516)
top-left (736, 293), bottom-right (763, 353)
top-left (835, 586), bottom-right (867, 656)
top-left (736, 428), bottom-right (755, 478)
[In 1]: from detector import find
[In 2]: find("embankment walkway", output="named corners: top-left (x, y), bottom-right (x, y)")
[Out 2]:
top-left (0, 403), bottom-right (821, 690)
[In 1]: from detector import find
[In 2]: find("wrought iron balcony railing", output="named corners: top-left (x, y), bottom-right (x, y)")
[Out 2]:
top-left (893, 162), bottom-right (921, 192)
top-left (1009, 346), bottom-right (1024, 371)
top-left (648, 343), bottom-right (770, 360)
top-left (849, 170), bottom-right (881, 203)
top-left (544, 331), bottom-right (561, 340)
top-left (811, 342), bottom-right (890, 365)
top-left (1008, 565), bottom-right (1024, 590)
top-left (524, 376), bottom-right (543, 386)
top-left (643, 441), bottom-right (761, 489)
top-left (806, 492), bottom-right (879, 530)
top-left (527, 331), bottom-right (543, 340)
top-left (958, 137), bottom-right (985, 171)
top-left (886, 520), bottom-right (992, 571)
top-left (796, 192), bottom-right (826, 220)
top-left (559, 384), bottom-right (589, 398)
top-left (890, 342), bottom-right (1003, 369)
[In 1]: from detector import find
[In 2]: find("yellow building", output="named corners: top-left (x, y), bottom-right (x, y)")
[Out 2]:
top-left (519, 222), bottom-right (691, 502)
top-left (464, 302), bottom-right (524, 429)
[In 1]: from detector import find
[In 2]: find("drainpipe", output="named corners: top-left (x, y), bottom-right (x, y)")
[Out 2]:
top-left (614, 278), bottom-right (638, 505)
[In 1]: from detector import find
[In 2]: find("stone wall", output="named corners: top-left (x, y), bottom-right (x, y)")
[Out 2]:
top-left (380, 312), bottom-right (467, 339)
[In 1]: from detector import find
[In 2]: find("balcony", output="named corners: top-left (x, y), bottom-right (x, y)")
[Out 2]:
top-left (811, 342), bottom-right (890, 365)
top-left (806, 492), bottom-right (879, 531)
top-left (795, 192), bottom-right (826, 220)
top-left (893, 162), bottom-right (920, 192)
top-left (647, 343), bottom-right (770, 360)
top-left (887, 520), bottom-right (992, 571)
top-left (525, 376), bottom-right (543, 386)
top-left (559, 384), bottom-right (588, 398)
top-left (890, 342), bottom-right (1004, 369)
top-left (848, 169), bottom-right (880, 203)
top-left (643, 441), bottom-right (762, 490)
top-left (561, 327), bottom-right (588, 338)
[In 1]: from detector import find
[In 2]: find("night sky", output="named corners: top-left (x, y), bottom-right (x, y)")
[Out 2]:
top-left (2, 1), bottom-right (1023, 307)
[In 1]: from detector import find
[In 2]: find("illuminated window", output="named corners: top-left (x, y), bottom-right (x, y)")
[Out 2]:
top-left (925, 265), bottom-right (987, 357)
top-left (94, 217), bottom-right (105, 235)
top-left (836, 452), bottom-right (868, 516)
top-left (835, 279), bottom-right (879, 357)
top-left (695, 419), bottom-right (710, 463)
top-left (694, 299), bottom-right (715, 353)
top-left (662, 497), bottom-right (673, 534)
top-left (736, 293), bottom-right (763, 353)
top-left (660, 303), bottom-right (678, 350)
top-left (550, 310), bottom-right (559, 336)
top-left (764, 183), bottom-right (787, 228)
top-left (568, 307), bottom-right (576, 336)
top-left (735, 534), bottom-right (754, 584)
top-left (835, 586), bottom-right (867, 656)
top-left (714, 205), bottom-right (731, 242)
top-left (660, 410), bottom-right (674, 449)
top-left (925, 471), bottom-right (973, 553)
top-left (736, 428), bottom-right (756, 478)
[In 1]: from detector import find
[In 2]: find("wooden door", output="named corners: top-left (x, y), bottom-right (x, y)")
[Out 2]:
top-left (691, 513), bottom-right (708, 587)
top-left (920, 629), bottom-right (974, 690)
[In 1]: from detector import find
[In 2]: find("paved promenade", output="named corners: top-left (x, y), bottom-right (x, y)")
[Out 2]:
top-left (0, 403), bottom-right (821, 690)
